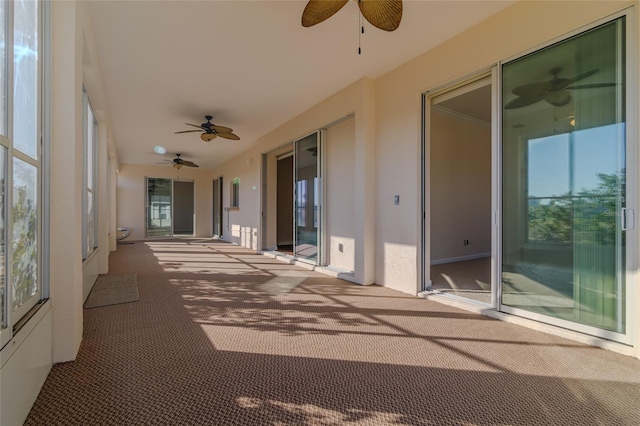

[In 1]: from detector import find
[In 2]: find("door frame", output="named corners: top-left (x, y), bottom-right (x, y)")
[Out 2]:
top-left (496, 9), bottom-right (636, 345)
top-left (293, 130), bottom-right (324, 266)
top-left (259, 129), bottom-right (326, 266)
top-left (145, 177), bottom-right (196, 238)
top-left (421, 7), bottom-right (637, 345)
top-left (145, 176), bottom-right (173, 237)
top-left (213, 176), bottom-right (223, 238)
top-left (422, 68), bottom-right (497, 309)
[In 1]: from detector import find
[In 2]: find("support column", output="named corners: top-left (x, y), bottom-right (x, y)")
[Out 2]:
top-left (353, 78), bottom-right (376, 284)
top-left (50, 0), bottom-right (84, 362)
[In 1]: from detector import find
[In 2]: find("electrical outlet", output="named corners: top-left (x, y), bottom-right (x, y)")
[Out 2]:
top-left (464, 239), bottom-right (469, 246)
top-left (338, 243), bottom-right (344, 253)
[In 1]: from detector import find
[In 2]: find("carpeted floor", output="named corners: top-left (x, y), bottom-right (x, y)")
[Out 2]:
top-left (26, 239), bottom-right (640, 425)
top-left (430, 257), bottom-right (492, 304)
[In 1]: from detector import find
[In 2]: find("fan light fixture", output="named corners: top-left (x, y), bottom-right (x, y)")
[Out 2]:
top-left (174, 115), bottom-right (240, 141)
top-left (157, 153), bottom-right (199, 169)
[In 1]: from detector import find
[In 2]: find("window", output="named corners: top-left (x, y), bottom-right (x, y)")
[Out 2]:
top-left (1, 0), bottom-right (44, 348)
top-left (82, 90), bottom-right (97, 259)
top-left (527, 133), bottom-right (572, 244)
top-left (296, 179), bottom-right (307, 226)
top-left (230, 178), bottom-right (239, 208)
top-left (0, 148), bottom-right (6, 331)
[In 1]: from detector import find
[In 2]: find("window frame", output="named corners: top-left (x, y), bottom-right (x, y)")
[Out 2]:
top-left (82, 88), bottom-right (97, 260)
top-left (0, 0), bottom-right (46, 350)
top-left (230, 178), bottom-right (239, 208)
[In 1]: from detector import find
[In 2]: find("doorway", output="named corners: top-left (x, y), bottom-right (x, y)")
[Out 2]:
top-left (276, 154), bottom-right (294, 254)
top-left (262, 131), bottom-right (323, 265)
top-left (428, 75), bottom-right (493, 305)
top-left (173, 181), bottom-right (194, 235)
top-left (213, 177), bottom-right (223, 238)
top-left (146, 177), bottom-right (195, 237)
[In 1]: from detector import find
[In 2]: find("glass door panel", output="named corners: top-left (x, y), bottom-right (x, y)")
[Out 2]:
top-left (146, 178), bottom-right (172, 237)
top-left (294, 133), bottom-right (320, 263)
top-left (501, 18), bottom-right (627, 335)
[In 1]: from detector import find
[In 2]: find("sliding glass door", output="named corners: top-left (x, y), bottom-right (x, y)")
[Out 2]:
top-left (501, 17), bottom-right (630, 338)
top-left (146, 177), bottom-right (172, 237)
top-left (294, 132), bottom-right (322, 263)
top-left (213, 177), bottom-right (223, 238)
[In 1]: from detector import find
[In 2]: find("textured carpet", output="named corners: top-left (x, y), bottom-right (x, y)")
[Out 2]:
top-left (26, 239), bottom-right (640, 425)
top-left (84, 273), bottom-right (139, 308)
top-left (430, 257), bottom-right (492, 304)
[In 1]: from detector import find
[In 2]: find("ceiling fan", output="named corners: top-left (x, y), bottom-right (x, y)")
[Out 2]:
top-left (505, 67), bottom-right (616, 109)
top-left (175, 115), bottom-right (240, 142)
top-left (302, 0), bottom-right (403, 32)
top-left (161, 154), bottom-right (199, 169)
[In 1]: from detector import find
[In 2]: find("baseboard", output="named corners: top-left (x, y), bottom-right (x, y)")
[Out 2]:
top-left (431, 252), bottom-right (490, 265)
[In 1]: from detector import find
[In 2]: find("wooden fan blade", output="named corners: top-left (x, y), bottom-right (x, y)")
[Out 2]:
top-left (302, 0), bottom-right (349, 27)
top-left (504, 94), bottom-right (544, 109)
top-left (566, 83), bottom-right (617, 90)
top-left (358, 0), bottom-right (402, 32)
top-left (216, 132), bottom-right (240, 141)
top-left (185, 123), bottom-right (204, 129)
top-left (182, 161), bottom-right (199, 168)
top-left (211, 125), bottom-right (233, 133)
top-left (567, 69), bottom-right (599, 85)
top-left (512, 82), bottom-right (552, 97)
top-left (174, 130), bottom-right (203, 134)
top-left (201, 133), bottom-right (217, 142)
top-left (544, 90), bottom-right (571, 107)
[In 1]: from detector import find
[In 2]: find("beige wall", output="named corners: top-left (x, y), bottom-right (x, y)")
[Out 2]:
top-left (326, 118), bottom-right (356, 271)
top-left (211, 78), bottom-right (376, 283)
top-left (374, 0), bottom-right (632, 294)
top-left (209, 1), bottom-right (634, 293)
top-left (116, 164), bottom-right (214, 240)
top-left (430, 112), bottom-right (491, 262)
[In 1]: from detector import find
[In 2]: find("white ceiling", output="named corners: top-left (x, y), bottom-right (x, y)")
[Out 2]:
top-left (88, 0), bottom-right (516, 169)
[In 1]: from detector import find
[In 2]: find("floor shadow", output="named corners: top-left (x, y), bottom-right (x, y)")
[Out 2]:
top-left (25, 239), bottom-right (640, 425)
